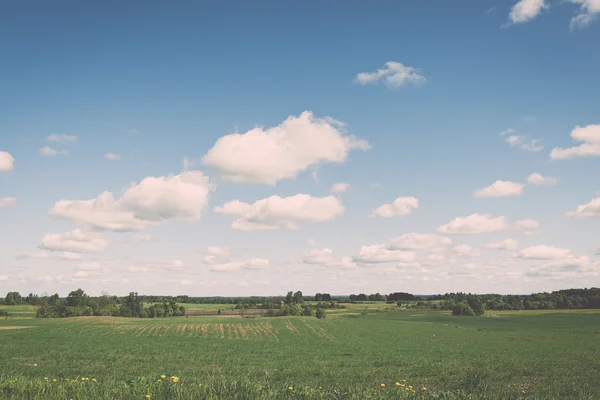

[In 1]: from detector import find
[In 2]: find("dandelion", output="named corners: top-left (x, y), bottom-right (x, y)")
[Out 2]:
top-left (145, 395), bottom-right (151, 399)
top-left (92, 378), bottom-right (97, 383)
top-left (161, 375), bottom-right (166, 379)
top-left (81, 377), bottom-right (86, 381)
top-left (170, 376), bottom-right (179, 383)
top-left (52, 379), bottom-right (57, 382)
top-left (396, 382), bottom-right (401, 387)
top-left (422, 387), bottom-right (428, 391)
top-left (380, 383), bottom-right (385, 388)
top-left (288, 386), bottom-right (293, 390)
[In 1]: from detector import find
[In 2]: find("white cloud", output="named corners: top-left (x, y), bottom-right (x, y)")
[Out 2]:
top-left (0, 197), bottom-right (17, 208)
top-left (331, 182), bottom-right (350, 195)
top-left (526, 256), bottom-right (596, 278)
top-left (47, 134), bottom-right (77, 144)
top-left (40, 229), bottom-right (108, 253)
top-left (452, 245), bottom-right (481, 258)
top-left (202, 111), bottom-right (369, 185)
top-left (105, 153), bottom-right (121, 160)
top-left (0, 151), bottom-right (15, 172)
top-left (354, 245), bottom-right (416, 264)
top-left (474, 180), bottom-right (524, 198)
top-left (354, 61), bottom-right (426, 88)
top-left (508, 0), bottom-right (548, 24)
top-left (516, 218), bottom-right (540, 230)
top-left (203, 246), bottom-right (231, 265)
top-left (40, 146), bottom-right (68, 156)
top-left (17, 251), bottom-right (82, 261)
top-left (73, 271), bottom-right (89, 278)
top-left (550, 124), bottom-right (600, 160)
top-left (569, 0), bottom-right (600, 29)
top-left (501, 129), bottom-right (543, 151)
top-left (527, 173), bottom-right (558, 186)
top-left (370, 197), bottom-right (419, 218)
top-left (77, 262), bottom-right (101, 271)
top-left (128, 265), bottom-right (151, 273)
top-left (388, 233), bottom-right (452, 250)
top-left (303, 248), bottom-right (356, 269)
top-left (168, 260), bottom-right (184, 270)
top-left (215, 194), bottom-right (344, 231)
top-left (566, 196), bottom-right (600, 218)
top-left (124, 234), bottom-right (155, 243)
top-left (49, 171), bottom-right (213, 231)
top-left (516, 245), bottom-right (574, 259)
top-left (437, 213), bottom-right (512, 235)
top-left (485, 238), bottom-right (518, 250)
top-left (210, 259), bottom-right (270, 272)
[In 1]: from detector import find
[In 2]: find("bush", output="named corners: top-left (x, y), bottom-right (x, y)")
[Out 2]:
top-left (315, 309), bottom-right (326, 319)
top-left (452, 303), bottom-right (475, 316)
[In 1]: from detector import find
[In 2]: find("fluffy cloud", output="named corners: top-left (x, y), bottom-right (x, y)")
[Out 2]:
top-left (566, 195), bottom-right (600, 218)
top-left (485, 238), bottom-right (518, 250)
top-left (452, 245), bottom-right (481, 258)
top-left (354, 245), bottom-right (416, 264)
top-left (516, 245), bottom-right (574, 259)
top-left (77, 262), bottom-right (101, 271)
top-left (215, 194), bottom-right (344, 231)
top-left (500, 129), bottom-right (543, 151)
top-left (527, 173), bottom-right (558, 186)
top-left (39, 146), bottom-right (68, 156)
top-left (40, 229), bottom-right (108, 253)
top-left (303, 248), bottom-right (356, 269)
top-left (105, 153), bottom-right (121, 160)
top-left (0, 151), bottom-right (14, 172)
top-left (354, 61), bottom-right (426, 88)
top-left (47, 134), bottom-right (77, 144)
top-left (550, 124), bottom-right (600, 160)
top-left (508, 0), bottom-right (548, 24)
top-left (209, 259), bottom-right (270, 272)
top-left (474, 180), bottom-right (524, 198)
top-left (437, 214), bottom-right (512, 235)
top-left (516, 219), bottom-right (540, 230)
top-left (331, 182), bottom-right (350, 195)
top-left (168, 260), bottom-right (184, 270)
top-left (526, 256), bottom-right (596, 279)
top-left (202, 246), bottom-right (269, 272)
top-left (49, 171), bottom-right (213, 231)
top-left (370, 197), bottom-right (419, 218)
top-left (569, 0), bottom-right (600, 29)
top-left (388, 233), bottom-right (452, 250)
top-left (202, 111), bottom-right (369, 185)
top-left (17, 251), bottom-right (82, 261)
top-left (0, 197), bottom-right (16, 208)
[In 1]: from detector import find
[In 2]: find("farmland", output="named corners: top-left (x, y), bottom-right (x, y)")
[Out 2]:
top-left (1, 304), bottom-right (599, 399)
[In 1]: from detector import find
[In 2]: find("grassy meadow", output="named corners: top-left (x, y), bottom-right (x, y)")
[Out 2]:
top-left (1, 304), bottom-right (599, 399)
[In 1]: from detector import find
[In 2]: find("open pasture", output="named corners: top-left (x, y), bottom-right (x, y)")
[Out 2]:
top-left (1, 309), bottom-right (599, 399)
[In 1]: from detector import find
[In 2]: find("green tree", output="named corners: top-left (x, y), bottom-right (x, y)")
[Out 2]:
top-left (316, 309), bottom-right (326, 319)
top-left (4, 292), bottom-right (23, 306)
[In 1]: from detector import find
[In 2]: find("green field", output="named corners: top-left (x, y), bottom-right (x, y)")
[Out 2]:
top-left (1, 305), bottom-right (599, 399)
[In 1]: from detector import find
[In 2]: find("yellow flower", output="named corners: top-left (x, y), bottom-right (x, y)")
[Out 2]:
top-left (52, 379), bottom-right (57, 382)
top-left (380, 383), bottom-right (385, 388)
top-left (422, 387), bottom-right (428, 391)
top-left (288, 386), bottom-right (293, 390)
top-left (408, 385), bottom-right (413, 389)
top-left (395, 382), bottom-right (401, 387)
top-left (81, 378), bottom-right (85, 381)
top-left (43, 377), bottom-right (48, 381)
top-left (170, 376), bottom-right (179, 383)
top-left (92, 378), bottom-right (97, 383)
top-left (146, 395), bottom-right (151, 399)
top-left (161, 375), bottom-right (166, 379)
top-left (402, 379), bottom-right (406, 382)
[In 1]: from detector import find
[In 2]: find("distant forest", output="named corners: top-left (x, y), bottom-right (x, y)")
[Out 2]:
top-left (2, 287), bottom-right (599, 318)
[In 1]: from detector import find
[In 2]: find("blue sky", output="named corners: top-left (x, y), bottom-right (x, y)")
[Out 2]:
top-left (1, 0), bottom-right (599, 296)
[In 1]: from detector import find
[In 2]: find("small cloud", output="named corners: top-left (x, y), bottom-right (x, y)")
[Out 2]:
top-left (354, 61), bottom-right (426, 88)
top-left (105, 153), bottom-right (121, 161)
top-left (527, 173), bottom-right (558, 186)
top-left (330, 182), bottom-right (350, 195)
top-left (40, 146), bottom-right (68, 156)
top-left (0, 151), bottom-right (15, 172)
top-left (569, 0), bottom-right (600, 30)
top-left (183, 157), bottom-right (196, 170)
top-left (47, 134), bottom-right (77, 144)
top-left (550, 124), bottom-right (600, 160)
top-left (370, 197), bottom-right (419, 218)
top-left (474, 180), bottom-right (524, 198)
top-left (0, 197), bottom-right (17, 208)
top-left (505, 0), bottom-right (548, 26)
